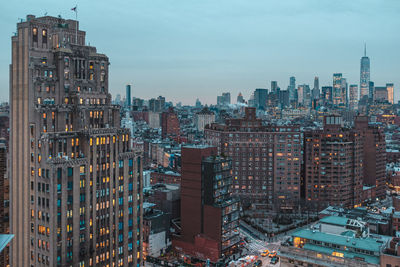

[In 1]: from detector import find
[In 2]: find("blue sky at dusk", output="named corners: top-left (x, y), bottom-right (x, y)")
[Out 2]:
top-left (0, 0), bottom-right (399, 104)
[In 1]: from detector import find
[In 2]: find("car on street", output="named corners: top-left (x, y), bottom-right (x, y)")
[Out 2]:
top-left (261, 249), bottom-right (269, 257)
top-left (270, 256), bottom-right (279, 264)
top-left (253, 260), bottom-right (262, 266)
top-left (269, 250), bottom-right (277, 258)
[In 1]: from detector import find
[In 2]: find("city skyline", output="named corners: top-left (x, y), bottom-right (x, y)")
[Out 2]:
top-left (0, 0), bottom-right (399, 105)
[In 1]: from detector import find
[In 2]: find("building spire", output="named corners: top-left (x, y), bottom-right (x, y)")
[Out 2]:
top-left (364, 42), bottom-right (366, 57)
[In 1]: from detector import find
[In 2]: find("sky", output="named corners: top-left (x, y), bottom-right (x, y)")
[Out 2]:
top-left (0, 0), bottom-right (399, 105)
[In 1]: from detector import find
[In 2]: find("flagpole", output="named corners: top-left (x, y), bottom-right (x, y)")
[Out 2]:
top-left (75, 5), bottom-right (78, 44)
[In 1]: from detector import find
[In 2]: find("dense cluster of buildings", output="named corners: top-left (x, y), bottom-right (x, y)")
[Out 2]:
top-left (1, 13), bottom-right (400, 267)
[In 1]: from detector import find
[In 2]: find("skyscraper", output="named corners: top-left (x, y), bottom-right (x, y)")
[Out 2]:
top-left (321, 86), bottom-right (333, 106)
top-left (288, 76), bottom-right (296, 102)
top-left (254, 88), bottom-right (268, 110)
top-left (10, 15), bottom-right (143, 266)
top-left (312, 76), bottom-right (320, 100)
top-left (332, 73), bottom-right (347, 106)
top-left (126, 84), bottom-right (132, 108)
top-left (236, 92), bottom-right (245, 104)
top-left (217, 92), bottom-right (231, 106)
top-left (386, 83), bottom-right (394, 104)
top-left (369, 81), bottom-right (375, 101)
top-left (349, 84), bottom-right (358, 110)
top-left (271, 81), bottom-right (278, 94)
top-left (298, 84), bottom-right (311, 107)
top-left (360, 44), bottom-right (370, 100)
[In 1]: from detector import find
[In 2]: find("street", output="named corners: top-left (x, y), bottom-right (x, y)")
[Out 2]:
top-left (239, 227), bottom-right (281, 267)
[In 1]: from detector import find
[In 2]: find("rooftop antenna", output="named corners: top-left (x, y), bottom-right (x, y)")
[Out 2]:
top-left (364, 43), bottom-right (366, 57)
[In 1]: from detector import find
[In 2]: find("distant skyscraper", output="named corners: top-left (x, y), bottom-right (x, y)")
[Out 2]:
top-left (342, 78), bottom-right (348, 106)
top-left (360, 44), bottom-right (370, 100)
top-left (237, 92), bottom-right (245, 103)
top-left (374, 86), bottom-right (388, 102)
top-left (333, 73), bottom-right (346, 106)
top-left (369, 81), bottom-right (375, 101)
top-left (321, 86), bottom-right (333, 105)
top-left (271, 81), bottom-right (278, 94)
top-left (289, 76), bottom-right (296, 102)
top-left (126, 84), bottom-right (132, 108)
top-left (195, 98), bottom-right (202, 108)
top-left (349, 84), bottom-right (358, 110)
top-left (312, 76), bottom-right (320, 100)
top-left (222, 92), bottom-right (231, 105)
top-left (217, 92), bottom-right (231, 106)
top-left (149, 96), bottom-right (165, 112)
top-left (386, 83), bottom-right (394, 104)
top-left (298, 84), bottom-right (311, 107)
top-left (254, 88), bottom-right (268, 110)
top-left (314, 76), bottom-right (319, 91)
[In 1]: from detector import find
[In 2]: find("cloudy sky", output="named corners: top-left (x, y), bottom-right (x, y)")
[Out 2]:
top-left (0, 0), bottom-right (399, 104)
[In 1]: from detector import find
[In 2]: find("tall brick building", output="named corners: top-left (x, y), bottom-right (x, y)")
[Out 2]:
top-left (10, 15), bottom-right (143, 266)
top-left (354, 116), bottom-right (386, 200)
top-left (161, 107), bottom-right (180, 139)
top-left (173, 146), bottom-right (240, 263)
top-left (205, 107), bottom-right (302, 210)
top-left (303, 116), bottom-right (364, 208)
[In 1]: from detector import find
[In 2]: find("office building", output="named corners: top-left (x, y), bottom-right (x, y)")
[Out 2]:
top-left (288, 76), bottom-right (296, 103)
top-left (374, 86), bottom-right (388, 102)
top-left (149, 96), bottom-right (165, 112)
top-left (236, 92), bottom-right (245, 104)
top-left (126, 84), bottom-right (131, 108)
top-left (205, 108), bottom-right (302, 210)
top-left (298, 84), bottom-right (311, 107)
top-left (217, 92), bottom-right (231, 106)
top-left (333, 74), bottom-right (347, 106)
top-left (368, 81), bottom-right (375, 102)
top-left (271, 81), bottom-right (278, 94)
top-left (173, 146), bottom-right (240, 263)
top-left (10, 15), bottom-right (143, 266)
top-left (321, 86), bottom-right (333, 106)
top-left (254, 88), bottom-right (268, 110)
top-left (360, 45), bottom-right (370, 100)
top-left (387, 83), bottom-right (394, 104)
top-left (349, 84), bottom-right (358, 110)
top-left (312, 76), bottom-right (320, 100)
